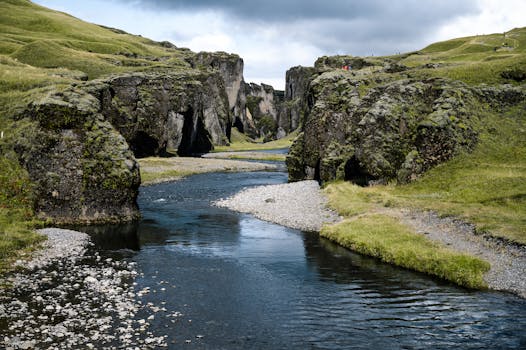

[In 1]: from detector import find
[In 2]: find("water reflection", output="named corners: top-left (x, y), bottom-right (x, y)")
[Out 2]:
top-left (75, 171), bottom-right (526, 349)
top-left (73, 222), bottom-right (141, 251)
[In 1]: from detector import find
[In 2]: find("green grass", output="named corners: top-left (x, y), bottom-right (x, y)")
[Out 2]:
top-left (321, 214), bottom-right (490, 289)
top-left (393, 28), bottom-right (526, 85)
top-left (0, 0), bottom-right (192, 115)
top-left (224, 154), bottom-right (286, 161)
top-left (321, 101), bottom-right (524, 288)
top-left (0, 156), bottom-right (44, 272)
top-left (388, 107), bottom-right (526, 243)
top-left (137, 158), bottom-right (197, 184)
top-left (324, 104), bottom-right (525, 246)
top-left (140, 169), bottom-right (196, 185)
top-left (213, 129), bottom-right (297, 152)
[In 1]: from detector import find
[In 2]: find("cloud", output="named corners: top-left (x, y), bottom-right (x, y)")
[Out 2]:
top-left (111, 0), bottom-right (482, 56)
top-left (432, 0), bottom-right (526, 42)
top-left (113, 0), bottom-right (477, 24)
top-left (34, 0), bottom-right (521, 89)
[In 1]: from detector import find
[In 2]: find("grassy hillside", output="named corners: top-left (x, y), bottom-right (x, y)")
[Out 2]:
top-left (0, 0), bottom-right (193, 115)
top-left (397, 27), bottom-right (526, 84)
top-left (317, 27), bottom-right (526, 87)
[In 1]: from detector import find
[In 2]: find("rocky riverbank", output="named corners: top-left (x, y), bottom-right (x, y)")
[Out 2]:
top-left (214, 180), bottom-right (340, 232)
top-left (215, 182), bottom-right (526, 298)
top-left (0, 228), bottom-right (173, 349)
top-left (391, 209), bottom-right (526, 298)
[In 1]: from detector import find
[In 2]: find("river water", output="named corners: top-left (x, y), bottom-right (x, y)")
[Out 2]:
top-left (88, 170), bottom-right (526, 349)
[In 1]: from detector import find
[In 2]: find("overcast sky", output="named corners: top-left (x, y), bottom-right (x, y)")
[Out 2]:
top-left (34, 0), bottom-right (525, 89)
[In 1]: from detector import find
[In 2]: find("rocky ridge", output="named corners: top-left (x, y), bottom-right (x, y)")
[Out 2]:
top-left (6, 51), bottom-right (285, 224)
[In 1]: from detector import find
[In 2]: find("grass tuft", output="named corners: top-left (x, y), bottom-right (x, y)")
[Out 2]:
top-left (321, 214), bottom-right (490, 289)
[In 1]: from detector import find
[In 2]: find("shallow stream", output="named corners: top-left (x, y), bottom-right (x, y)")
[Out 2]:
top-left (88, 170), bottom-right (526, 349)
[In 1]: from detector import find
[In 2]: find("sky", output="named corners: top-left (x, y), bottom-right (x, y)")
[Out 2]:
top-left (33, 0), bottom-right (525, 90)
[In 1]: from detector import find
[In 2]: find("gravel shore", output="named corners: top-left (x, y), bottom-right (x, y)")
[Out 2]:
top-left (391, 209), bottom-right (526, 298)
top-left (214, 180), bottom-right (340, 232)
top-left (0, 228), bottom-right (171, 349)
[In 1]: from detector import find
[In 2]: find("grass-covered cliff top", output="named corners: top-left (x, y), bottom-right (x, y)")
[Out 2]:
top-left (0, 0), bottom-right (197, 116)
top-left (316, 27), bottom-right (526, 86)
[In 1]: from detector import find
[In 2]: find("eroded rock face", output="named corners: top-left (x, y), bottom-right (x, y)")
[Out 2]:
top-left (93, 70), bottom-right (230, 157)
top-left (245, 82), bottom-right (284, 140)
top-left (12, 66), bottom-right (235, 224)
top-left (189, 52), bottom-right (252, 136)
top-left (281, 66), bottom-right (317, 132)
top-left (14, 88), bottom-right (140, 224)
top-left (286, 67), bottom-right (526, 184)
top-left (189, 51), bottom-right (288, 140)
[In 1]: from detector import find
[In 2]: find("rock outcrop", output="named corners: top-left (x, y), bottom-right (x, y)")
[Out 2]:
top-left (189, 52), bottom-right (253, 136)
top-left (8, 54), bottom-right (253, 224)
top-left (280, 66), bottom-right (317, 132)
top-left (93, 70), bottom-right (231, 157)
top-left (286, 59), bottom-right (526, 184)
top-left (189, 51), bottom-right (288, 140)
top-left (244, 82), bottom-right (285, 140)
top-left (14, 88), bottom-right (141, 224)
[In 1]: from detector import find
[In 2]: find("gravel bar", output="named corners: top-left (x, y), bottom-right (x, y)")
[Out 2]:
top-left (392, 209), bottom-right (526, 298)
top-left (214, 180), bottom-right (340, 232)
top-left (1, 228), bottom-right (171, 349)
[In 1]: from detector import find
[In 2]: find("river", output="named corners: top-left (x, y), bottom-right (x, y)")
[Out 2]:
top-left (87, 170), bottom-right (526, 349)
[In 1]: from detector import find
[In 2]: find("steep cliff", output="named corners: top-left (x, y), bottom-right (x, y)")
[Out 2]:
top-left (94, 70), bottom-right (231, 157)
top-left (280, 66), bottom-right (317, 132)
top-left (286, 29), bottom-right (526, 184)
top-left (12, 88), bottom-right (141, 224)
top-left (244, 82), bottom-right (286, 140)
top-left (189, 52), bottom-right (254, 136)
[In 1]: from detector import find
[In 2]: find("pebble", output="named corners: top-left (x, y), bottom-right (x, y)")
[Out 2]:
top-left (0, 228), bottom-right (169, 349)
top-left (214, 180), bottom-right (340, 232)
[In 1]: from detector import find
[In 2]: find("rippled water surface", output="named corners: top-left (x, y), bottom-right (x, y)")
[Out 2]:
top-left (93, 171), bottom-right (526, 349)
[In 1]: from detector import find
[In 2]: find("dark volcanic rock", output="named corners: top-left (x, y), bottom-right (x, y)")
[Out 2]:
top-left (11, 65), bottom-right (237, 224)
top-left (285, 68), bottom-right (521, 184)
top-left (280, 66), bottom-right (317, 132)
top-left (245, 82), bottom-right (283, 140)
top-left (6, 46), bottom-right (296, 225)
top-left (95, 70), bottom-right (231, 157)
top-left (14, 88), bottom-right (140, 224)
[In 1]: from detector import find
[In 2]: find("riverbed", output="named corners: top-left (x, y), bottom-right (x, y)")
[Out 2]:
top-left (2, 170), bottom-right (526, 349)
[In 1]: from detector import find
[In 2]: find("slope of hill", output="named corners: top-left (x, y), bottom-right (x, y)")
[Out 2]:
top-left (0, 0), bottom-right (195, 114)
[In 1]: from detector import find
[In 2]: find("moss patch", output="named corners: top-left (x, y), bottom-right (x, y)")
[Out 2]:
top-left (0, 156), bottom-right (44, 272)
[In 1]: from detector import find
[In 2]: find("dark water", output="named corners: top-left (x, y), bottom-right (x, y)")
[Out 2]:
top-left (90, 171), bottom-right (526, 350)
